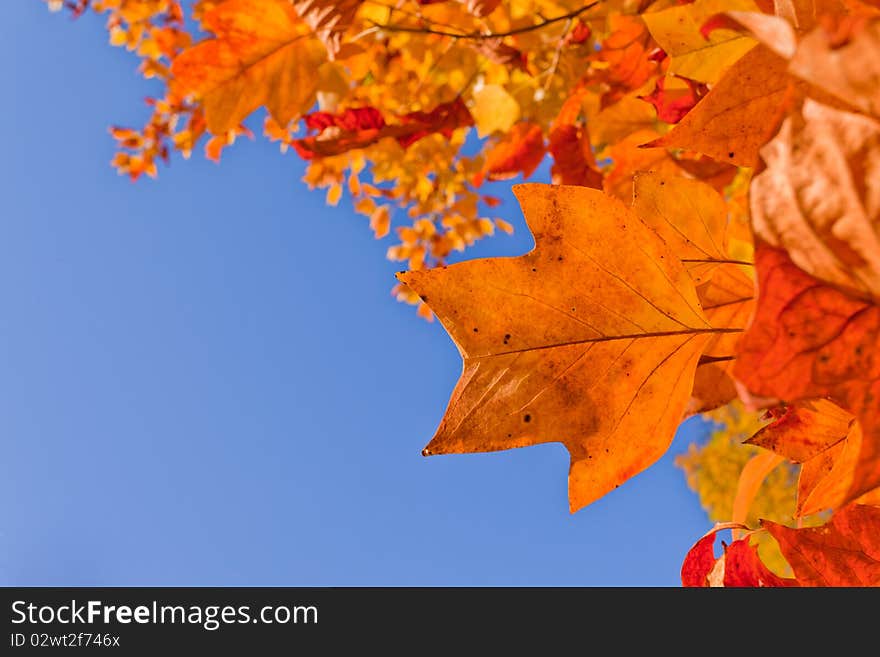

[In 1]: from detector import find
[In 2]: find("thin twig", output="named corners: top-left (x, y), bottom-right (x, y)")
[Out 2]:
top-left (371, 2), bottom-right (600, 41)
top-left (543, 18), bottom-right (573, 92)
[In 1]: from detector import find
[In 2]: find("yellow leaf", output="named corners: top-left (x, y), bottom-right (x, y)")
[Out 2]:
top-left (643, 0), bottom-right (760, 84)
top-left (471, 84), bottom-right (520, 137)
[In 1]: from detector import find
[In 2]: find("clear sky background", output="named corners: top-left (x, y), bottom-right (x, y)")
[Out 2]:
top-left (2, 2), bottom-right (714, 586)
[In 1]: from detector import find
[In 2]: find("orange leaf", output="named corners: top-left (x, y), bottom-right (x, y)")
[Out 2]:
top-left (398, 184), bottom-right (718, 511)
top-left (734, 246), bottom-right (880, 505)
top-left (796, 421), bottom-right (867, 516)
top-left (645, 45), bottom-right (797, 167)
top-left (731, 452), bottom-right (785, 537)
top-left (747, 398), bottom-right (854, 464)
top-left (594, 15), bottom-right (659, 105)
top-left (171, 0), bottom-right (326, 134)
top-left (630, 172), bottom-right (754, 412)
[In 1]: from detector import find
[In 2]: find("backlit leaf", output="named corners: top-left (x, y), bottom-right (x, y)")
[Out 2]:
top-left (171, 0), bottom-right (326, 134)
top-left (399, 184), bottom-right (720, 511)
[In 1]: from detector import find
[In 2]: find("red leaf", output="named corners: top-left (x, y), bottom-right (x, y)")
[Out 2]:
top-left (293, 99), bottom-right (473, 158)
top-left (549, 124), bottom-right (602, 188)
top-left (566, 20), bottom-right (592, 46)
top-left (397, 97), bottom-right (474, 148)
top-left (304, 106), bottom-right (386, 132)
top-left (480, 122), bottom-right (545, 182)
top-left (763, 504), bottom-right (880, 586)
top-left (640, 76), bottom-right (707, 124)
top-left (722, 539), bottom-right (797, 587)
top-left (734, 246), bottom-right (880, 505)
top-left (681, 532), bottom-right (718, 587)
top-left (681, 526), bottom-right (798, 587)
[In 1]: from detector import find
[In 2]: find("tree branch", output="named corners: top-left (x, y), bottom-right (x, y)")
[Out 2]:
top-left (371, 2), bottom-right (600, 40)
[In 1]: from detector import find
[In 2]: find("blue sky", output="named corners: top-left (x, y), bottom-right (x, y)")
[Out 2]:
top-left (1, 2), bottom-right (713, 586)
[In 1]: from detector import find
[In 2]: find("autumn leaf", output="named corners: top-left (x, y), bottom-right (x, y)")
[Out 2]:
top-left (681, 524), bottom-right (797, 586)
top-left (685, 503), bottom-right (880, 586)
top-left (292, 98), bottom-right (474, 159)
top-left (763, 503), bottom-right (880, 585)
top-left (747, 398), bottom-right (854, 464)
top-left (725, 10), bottom-right (880, 118)
top-left (630, 172), bottom-right (730, 265)
top-left (471, 84), bottom-right (520, 137)
top-left (734, 245), bottom-right (880, 506)
top-left (630, 172), bottom-right (754, 411)
top-left (480, 122), bottom-right (546, 182)
top-left (731, 451), bottom-right (785, 534)
top-left (642, 0), bottom-right (760, 84)
top-left (548, 125), bottom-right (602, 189)
top-left (398, 184), bottom-right (727, 511)
top-left (795, 422), bottom-right (880, 516)
top-left (171, 0), bottom-right (326, 134)
top-left (293, 0), bottom-right (362, 59)
top-left (747, 400), bottom-right (880, 516)
top-left (639, 76), bottom-right (707, 124)
top-left (548, 90), bottom-right (601, 188)
top-left (751, 100), bottom-right (880, 302)
top-left (677, 402), bottom-right (801, 572)
top-left (646, 45), bottom-right (797, 167)
top-left (594, 15), bottom-right (660, 105)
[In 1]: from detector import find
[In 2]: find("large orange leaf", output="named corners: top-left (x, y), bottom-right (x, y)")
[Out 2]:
top-left (171, 0), bottom-right (326, 134)
top-left (398, 184), bottom-right (730, 511)
top-left (734, 245), bottom-right (880, 505)
top-left (763, 504), bottom-right (880, 585)
top-left (646, 45), bottom-right (797, 167)
top-left (751, 100), bottom-right (880, 303)
top-left (630, 172), bottom-right (755, 412)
